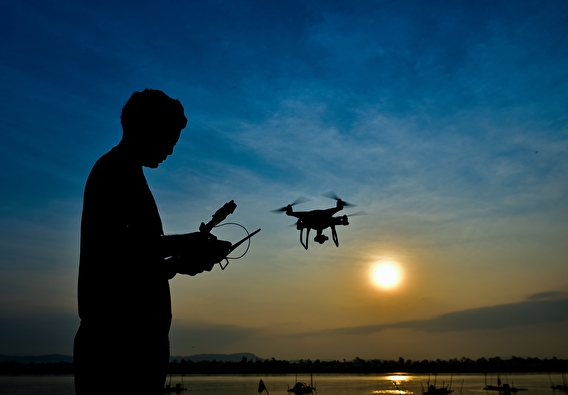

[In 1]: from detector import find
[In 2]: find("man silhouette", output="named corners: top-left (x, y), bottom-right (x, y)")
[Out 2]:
top-left (74, 89), bottom-right (231, 395)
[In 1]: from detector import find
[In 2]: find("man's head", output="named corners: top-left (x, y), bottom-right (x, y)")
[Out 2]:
top-left (120, 89), bottom-right (188, 168)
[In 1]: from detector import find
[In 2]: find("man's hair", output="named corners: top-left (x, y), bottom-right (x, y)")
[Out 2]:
top-left (120, 89), bottom-right (188, 140)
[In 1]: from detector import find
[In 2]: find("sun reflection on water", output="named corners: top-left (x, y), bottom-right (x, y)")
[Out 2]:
top-left (371, 375), bottom-right (415, 395)
top-left (386, 375), bottom-right (411, 382)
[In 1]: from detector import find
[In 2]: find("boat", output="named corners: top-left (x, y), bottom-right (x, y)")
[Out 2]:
top-left (162, 373), bottom-right (187, 393)
top-left (162, 383), bottom-right (187, 394)
top-left (423, 383), bottom-right (454, 395)
top-left (550, 373), bottom-right (568, 392)
top-left (483, 383), bottom-right (527, 394)
top-left (288, 374), bottom-right (316, 394)
top-left (483, 374), bottom-right (527, 394)
top-left (551, 383), bottom-right (568, 393)
top-left (288, 382), bottom-right (315, 394)
top-left (421, 373), bottom-right (454, 395)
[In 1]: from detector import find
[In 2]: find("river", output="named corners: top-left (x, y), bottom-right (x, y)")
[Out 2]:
top-left (0, 373), bottom-right (563, 395)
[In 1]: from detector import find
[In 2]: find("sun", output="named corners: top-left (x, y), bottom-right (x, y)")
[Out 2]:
top-left (371, 261), bottom-right (402, 289)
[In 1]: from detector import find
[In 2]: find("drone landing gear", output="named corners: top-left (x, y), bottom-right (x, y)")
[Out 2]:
top-left (299, 227), bottom-right (310, 250)
top-left (331, 225), bottom-right (339, 247)
top-left (299, 227), bottom-right (339, 249)
top-left (298, 227), bottom-right (327, 249)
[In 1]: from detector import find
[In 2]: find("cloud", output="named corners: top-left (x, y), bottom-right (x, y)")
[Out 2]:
top-left (526, 291), bottom-right (567, 301)
top-left (170, 322), bottom-right (259, 353)
top-left (295, 294), bottom-right (568, 337)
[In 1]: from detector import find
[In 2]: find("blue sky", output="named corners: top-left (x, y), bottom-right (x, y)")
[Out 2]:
top-left (1, 0), bottom-right (567, 360)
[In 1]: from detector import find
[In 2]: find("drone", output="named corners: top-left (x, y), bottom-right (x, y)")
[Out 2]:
top-left (271, 192), bottom-right (365, 250)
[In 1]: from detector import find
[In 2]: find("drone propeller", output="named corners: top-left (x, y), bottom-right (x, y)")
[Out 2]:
top-left (345, 211), bottom-right (367, 217)
top-left (270, 197), bottom-right (310, 213)
top-left (322, 191), bottom-right (356, 208)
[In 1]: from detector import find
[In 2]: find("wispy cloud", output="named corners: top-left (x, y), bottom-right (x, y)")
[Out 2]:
top-left (170, 322), bottom-right (259, 353)
top-left (294, 293), bottom-right (568, 337)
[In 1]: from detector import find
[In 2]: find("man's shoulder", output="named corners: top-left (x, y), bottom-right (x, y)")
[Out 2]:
top-left (86, 145), bottom-right (136, 185)
top-left (94, 145), bottom-right (123, 165)
top-left (90, 145), bottom-right (132, 173)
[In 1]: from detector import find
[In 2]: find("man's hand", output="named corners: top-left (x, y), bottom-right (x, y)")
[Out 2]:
top-left (175, 235), bottom-right (232, 276)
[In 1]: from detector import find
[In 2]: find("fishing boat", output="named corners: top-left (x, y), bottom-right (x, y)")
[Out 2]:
top-left (483, 374), bottom-right (527, 394)
top-left (551, 384), bottom-right (568, 393)
top-left (162, 383), bottom-right (187, 394)
top-left (288, 374), bottom-right (316, 394)
top-left (550, 373), bottom-right (568, 392)
top-left (421, 373), bottom-right (454, 395)
top-left (162, 373), bottom-right (187, 393)
top-left (423, 383), bottom-right (454, 395)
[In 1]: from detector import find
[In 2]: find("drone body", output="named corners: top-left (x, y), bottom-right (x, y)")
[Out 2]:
top-left (272, 192), bottom-right (363, 250)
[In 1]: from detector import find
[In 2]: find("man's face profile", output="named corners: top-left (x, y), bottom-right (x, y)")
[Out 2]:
top-left (140, 128), bottom-right (182, 168)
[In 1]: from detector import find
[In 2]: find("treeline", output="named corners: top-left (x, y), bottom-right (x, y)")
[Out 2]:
top-left (167, 356), bottom-right (568, 374)
top-left (1, 356), bottom-right (567, 375)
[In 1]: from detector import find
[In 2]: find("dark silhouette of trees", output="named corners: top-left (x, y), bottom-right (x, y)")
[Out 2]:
top-left (1, 356), bottom-right (566, 375)
top-left (165, 356), bottom-right (568, 375)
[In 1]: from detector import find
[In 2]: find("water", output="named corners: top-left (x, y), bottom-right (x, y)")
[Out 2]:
top-left (0, 373), bottom-right (563, 395)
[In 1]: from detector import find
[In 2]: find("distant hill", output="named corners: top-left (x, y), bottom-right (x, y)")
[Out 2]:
top-left (170, 352), bottom-right (262, 362)
top-left (0, 354), bottom-right (73, 363)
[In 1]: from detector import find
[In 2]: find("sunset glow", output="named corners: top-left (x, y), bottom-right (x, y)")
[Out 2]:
top-left (2, 0), bottom-right (568, 361)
